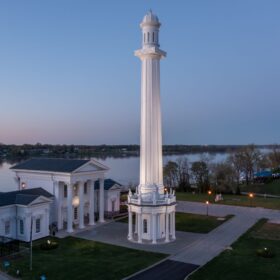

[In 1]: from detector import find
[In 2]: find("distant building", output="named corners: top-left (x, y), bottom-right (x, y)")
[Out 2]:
top-left (0, 158), bottom-right (122, 241)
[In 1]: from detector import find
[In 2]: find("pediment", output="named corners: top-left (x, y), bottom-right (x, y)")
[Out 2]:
top-left (73, 160), bottom-right (109, 173)
top-left (29, 196), bottom-right (52, 206)
top-left (108, 184), bottom-right (122, 191)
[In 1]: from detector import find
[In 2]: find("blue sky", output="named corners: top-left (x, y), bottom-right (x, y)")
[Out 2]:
top-left (0, 0), bottom-right (279, 145)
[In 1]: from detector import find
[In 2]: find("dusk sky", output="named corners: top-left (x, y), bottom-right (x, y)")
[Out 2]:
top-left (1, 0), bottom-right (279, 145)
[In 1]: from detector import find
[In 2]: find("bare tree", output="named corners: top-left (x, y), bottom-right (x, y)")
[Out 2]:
top-left (228, 144), bottom-right (261, 185)
top-left (191, 160), bottom-right (209, 193)
top-left (163, 161), bottom-right (178, 189)
top-left (176, 158), bottom-right (191, 191)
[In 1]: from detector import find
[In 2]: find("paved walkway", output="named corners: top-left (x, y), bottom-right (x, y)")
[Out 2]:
top-left (76, 222), bottom-right (204, 255)
top-left (171, 201), bottom-right (280, 265)
top-left (127, 260), bottom-right (199, 280)
top-left (74, 201), bottom-right (280, 280)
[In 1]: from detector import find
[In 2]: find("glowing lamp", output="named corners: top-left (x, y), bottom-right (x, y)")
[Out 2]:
top-left (72, 196), bottom-right (80, 207)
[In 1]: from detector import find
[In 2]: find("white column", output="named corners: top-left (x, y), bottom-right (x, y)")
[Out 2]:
top-left (78, 181), bottom-right (85, 229)
top-left (165, 212), bottom-right (169, 242)
top-left (138, 213), bottom-right (142, 243)
top-left (128, 208), bottom-right (133, 240)
top-left (172, 212), bottom-right (176, 239)
top-left (99, 178), bottom-right (105, 223)
top-left (152, 213), bottom-right (156, 244)
top-left (67, 183), bottom-right (73, 233)
top-left (88, 180), bottom-right (95, 226)
top-left (57, 183), bottom-right (62, 230)
top-left (134, 212), bottom-right (138, 234)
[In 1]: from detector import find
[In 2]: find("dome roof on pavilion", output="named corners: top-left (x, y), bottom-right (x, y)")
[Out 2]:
top-left (141, 10), bottom-right (160, 27)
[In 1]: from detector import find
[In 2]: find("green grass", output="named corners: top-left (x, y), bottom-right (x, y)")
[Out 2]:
top-left (117, 213), bottom-right (232, 234)
top-left (241, 180), bottom-right (280, 196)
top-left (188, 219), bottom-right (280, 280)
top-left (176, 192), bottom-right (280, 210)
top-left (175, 213), bottom-right (232, 233)
top-left (3, 237), bottom-right (166, 280)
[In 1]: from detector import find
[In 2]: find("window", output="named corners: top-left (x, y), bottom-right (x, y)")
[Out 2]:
top-left (84, 183), bottom-right (87, 194)
top-left (74, 207), bottom-right (78, 220)
top-left (35, 218), bottom-right (41, 233)
top-left (147, 32), bottom-right (150, 42)
top-left (143, 219), bottom-right (148, 234)
top-left (152, 32), bottom-right (154, 42)
top-left (74, 185), bottom-right (78, 196)
top-left (144, 33), bottom-right (145, 43)
top-left (5, 221), bottom-right (10, 235)
top-left (64, 185), bottom-right (67, 198)
top-left (19, 220), bottom-right (24, 235)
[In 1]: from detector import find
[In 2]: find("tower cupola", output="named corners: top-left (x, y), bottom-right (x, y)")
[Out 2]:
top-left (140, 10), bottom-right (161, 48)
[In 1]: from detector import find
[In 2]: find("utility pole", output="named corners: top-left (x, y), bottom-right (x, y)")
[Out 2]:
top-left (30, 217), bottom-right (33, 271)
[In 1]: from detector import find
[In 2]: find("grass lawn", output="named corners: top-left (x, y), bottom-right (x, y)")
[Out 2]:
top-left (241, 180), bottom-right (280, 196)
top-left (117, 213), bottom-right (232, 234)
top-left (175, 213), bottom-right (232, 233)
top-left (189, 219), bottom-right (280, 280)
top-left (3, 237), bottom-right (166, 280)
top-left (176, 192), bottom-right (280, 210)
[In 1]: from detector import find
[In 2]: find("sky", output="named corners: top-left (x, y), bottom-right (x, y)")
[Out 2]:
top-left (0, 0), bottom-right (279, 145)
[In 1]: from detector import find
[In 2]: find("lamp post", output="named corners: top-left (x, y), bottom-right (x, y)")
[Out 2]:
top-left (206, 201), bottom-right (209, 216)
top-left (249, 193), bottom-right (254, 207)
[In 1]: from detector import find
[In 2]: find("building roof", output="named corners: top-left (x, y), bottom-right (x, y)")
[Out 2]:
top-left (11, 158), bottom-right (90, 173)
top-left (142, 10), bottom-right (159, 25)
top-left (95, 179), bottom-right (122, 191)
top-left (254, 171), bottom-right (273, 178)
top-left (0, 188), bottom-right (53, 207)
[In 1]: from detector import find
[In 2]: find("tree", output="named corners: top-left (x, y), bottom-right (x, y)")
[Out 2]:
top-left (210, 162), bottom-right (237, 194)
top-left (267, 145), bottom-right (280, 170)
top-left (228, 144), bottom-right (261, 185)
top-left (163, 161), bottom-right (178, 189)
top-left (191, 161), bottom-right (209, 193)
top-left (176, 158), bottom-right (191, 192)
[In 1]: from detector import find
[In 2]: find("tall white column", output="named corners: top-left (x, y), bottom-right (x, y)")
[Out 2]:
top-left (137, 213), bottom-right (142, 243)
top-left (78, 181), bottom-right (85, 229)
top-left (128, 208), bottom-right (133, 240)
top-left (152, 213), bottom-right (157, 244)
top-left (99, 178), bottom-right (105, 223)
top-left (172, 212), bottom-right (176, 239)
top-left (135, 11), bottom-right (166, 195)
top-left (67, 183), bottom-right (73, 233)
top-left (88, 180), bottom-right (95, 226)
top-left (57, 183), bottom-right (62, 230)
top-left (134, 212), bottom-right (138, 234)
top-left (165, 212), bottom-right (170, 242)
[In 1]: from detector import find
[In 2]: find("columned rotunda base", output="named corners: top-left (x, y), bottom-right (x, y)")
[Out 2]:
top-left (127, 189), bottom-right (176, 244)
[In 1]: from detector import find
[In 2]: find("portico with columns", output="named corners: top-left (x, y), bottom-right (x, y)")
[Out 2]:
top-left (11, 158), bottom-right (109, 233)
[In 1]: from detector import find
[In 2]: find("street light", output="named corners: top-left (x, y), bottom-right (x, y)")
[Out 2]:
top-left (249, 193), bottom-right (254, 207)
top-left (206, 200), bottom-right (209, 216)
top-left (208, 190), bottom-right (212, 195)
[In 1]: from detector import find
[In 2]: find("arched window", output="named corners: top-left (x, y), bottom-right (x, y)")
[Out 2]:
top-left (152, 32), bottom-right (154, 42)
top-left (144, 33), bottom-right (146, 43)
top-left (147, 32), bottom-right (150, 42)
top-left (143, 219), bottom-right (148, 233)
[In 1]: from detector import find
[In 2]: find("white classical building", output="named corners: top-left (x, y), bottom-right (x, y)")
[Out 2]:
top-left (0, 158), bottom-right (122, 241)
top-left (127, 11), bottom-right (176, 244)
top-left (0, 188), bottom-right (53, 242)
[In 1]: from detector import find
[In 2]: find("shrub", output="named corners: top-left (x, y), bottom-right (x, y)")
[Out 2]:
top-left (256, 247), bottom-right (275, 258)
top-left (40, 240), bottom-right (59, 251)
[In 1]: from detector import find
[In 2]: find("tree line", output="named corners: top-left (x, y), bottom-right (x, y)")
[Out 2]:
top-left (163, 145), bottom-right (280, 194)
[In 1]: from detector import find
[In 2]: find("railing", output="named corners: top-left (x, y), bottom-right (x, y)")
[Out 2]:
top-left (128, 195), bottom-right (176, 205)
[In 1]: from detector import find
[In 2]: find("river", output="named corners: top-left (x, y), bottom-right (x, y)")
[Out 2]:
top-left (0, 153), bottom-right (229, 192)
